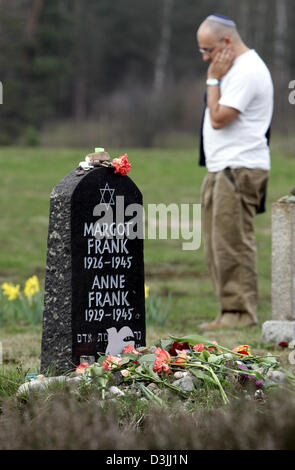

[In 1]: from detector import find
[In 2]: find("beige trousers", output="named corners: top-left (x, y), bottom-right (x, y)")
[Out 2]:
top-left (201, 168), bottom-right (269, 324)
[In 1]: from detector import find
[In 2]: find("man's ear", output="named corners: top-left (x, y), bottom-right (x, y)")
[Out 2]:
top-left (223, 36), bottom-right (232, 47)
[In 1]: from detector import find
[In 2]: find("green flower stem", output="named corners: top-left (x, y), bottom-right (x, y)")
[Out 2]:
top-left (134, 371), bottom-right (162, 383)
top-left (162, 380), bottom-right (189, 396)
top-left (189, 362), bottom-right (229, 405)
top-left (191, 359), bottom-right (259, 380)
top-left (136, 383), bottom-right (164, 406)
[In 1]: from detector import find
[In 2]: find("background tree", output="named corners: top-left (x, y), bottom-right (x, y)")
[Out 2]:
top-left (0, 0), bottom-right (293, 146)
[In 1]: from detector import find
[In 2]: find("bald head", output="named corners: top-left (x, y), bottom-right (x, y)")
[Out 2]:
top-left (197, 15), bottom-right (241, 43)
top-left (197, 17), bottom-right (241, 44)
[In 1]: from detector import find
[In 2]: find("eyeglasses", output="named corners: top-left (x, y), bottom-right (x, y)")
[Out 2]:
top-left (199, 38), bottom-right (224, 55)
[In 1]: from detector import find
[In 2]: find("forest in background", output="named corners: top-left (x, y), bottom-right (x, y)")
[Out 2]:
top-left (0, 0), bottom-right (294, 147)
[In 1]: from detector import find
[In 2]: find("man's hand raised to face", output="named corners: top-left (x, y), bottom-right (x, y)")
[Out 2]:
top-left (207, 47), bottom-right (235, 80)
top-left (206, 47), bottom-right (239, 129)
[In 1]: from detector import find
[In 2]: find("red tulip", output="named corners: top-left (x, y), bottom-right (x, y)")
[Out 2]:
top-left (153, 356), bottom-right (171, 376)
top-left (153, 347), bottom-right (171, 362)
top-left (75, 361), bottom-right (90, 374)
top-left (122, 344), bottom-right (139, 354)
top-left (169, 341), bottom-right (190, 356)
top-left (102, 354), bottom-right (124, 370)
top-left (193, 343), bottom-right (205, 352)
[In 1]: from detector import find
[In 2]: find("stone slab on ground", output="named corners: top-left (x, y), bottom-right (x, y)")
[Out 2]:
top-left (262, 201), bottom-right (295, 344)
top-left (261, 320), bottom-right (295, 344)
top-left (271, 202), bottom-right (295, 321)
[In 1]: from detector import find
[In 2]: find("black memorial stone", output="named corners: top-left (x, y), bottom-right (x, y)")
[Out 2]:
top-left (41, 166), bottom-right (145, 374)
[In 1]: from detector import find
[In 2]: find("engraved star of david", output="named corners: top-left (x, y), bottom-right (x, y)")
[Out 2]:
top-left (99, 182), bottom-right (115, 209)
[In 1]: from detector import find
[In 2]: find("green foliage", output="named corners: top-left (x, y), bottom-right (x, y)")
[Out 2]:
top-left (0, 1), bottom-right (294, 143)
top-left (0, 279), bottom-right (43, 327)
top-left (0, 366), bottom-right (27, 398)
top-left (145, 292), bottom-right (171, 327)
top-left (21, 126), bottom-right (40, 146)
top-left (0, 291), bottom-right (43, 326)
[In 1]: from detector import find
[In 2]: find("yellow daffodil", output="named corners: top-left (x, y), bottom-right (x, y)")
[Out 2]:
top-left (1, 282), bottom-right (20, 301)
top-left (145, 284), bottom-right (149, 299)
top-left (24, 275), bottom-right (40, 299)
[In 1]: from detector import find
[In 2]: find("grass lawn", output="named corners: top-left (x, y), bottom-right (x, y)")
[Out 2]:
top-left (1, 143), bottom-right (295, 450)
top-left (0, 143), bottom-right (295, 373)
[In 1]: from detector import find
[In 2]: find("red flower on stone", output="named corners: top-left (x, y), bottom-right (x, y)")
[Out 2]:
top-left (112, 154), bottom-right (132, 176)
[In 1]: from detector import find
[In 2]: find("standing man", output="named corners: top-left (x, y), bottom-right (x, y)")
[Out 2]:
top-left (197, 14), bottom-right (273, 329)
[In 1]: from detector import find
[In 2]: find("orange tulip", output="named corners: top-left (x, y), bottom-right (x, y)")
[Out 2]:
top-left (174, 351), bottom-right (189, 368)
top-left (232, 345), bottom-right (251, 356)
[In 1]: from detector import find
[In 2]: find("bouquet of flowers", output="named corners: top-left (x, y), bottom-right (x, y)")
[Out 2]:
top-left (75, 334), bottom-right (295, 406)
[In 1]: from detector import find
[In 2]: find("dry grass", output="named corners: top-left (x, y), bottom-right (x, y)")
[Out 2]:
top-left (0, 325), bottom-right (41, 372)
top-left (0, 389), bottom-right (295, 450)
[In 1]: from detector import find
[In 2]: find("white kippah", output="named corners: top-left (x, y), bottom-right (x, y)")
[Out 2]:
top-left (207, 14), bottom-right (236, 28)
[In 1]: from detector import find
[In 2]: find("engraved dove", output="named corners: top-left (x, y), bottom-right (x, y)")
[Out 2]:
top-left (105, 326), bottom-right (135, 355)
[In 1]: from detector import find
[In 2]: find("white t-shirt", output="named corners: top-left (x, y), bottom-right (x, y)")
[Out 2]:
top-left (203, 49), bottom-right (274, 172)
